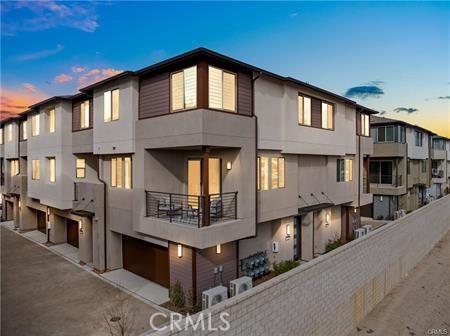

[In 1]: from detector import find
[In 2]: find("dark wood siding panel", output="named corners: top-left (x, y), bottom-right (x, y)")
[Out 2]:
top-left (238, 72), bottom-right (252, 116)
top-left (89, 99), bottom-right (94, 128)
top-left (169, 243), bottom-right (194, 291)
top-left (72, 102), bottom-right (81, 131)
top-left (356, 111), bottom-right (361, 135)
top-left (195, 241), bottom-right (237, 304)
top-left (311, 97), bottom-right (322, 128)
top-left (139, 72), bottom-right (170, 119)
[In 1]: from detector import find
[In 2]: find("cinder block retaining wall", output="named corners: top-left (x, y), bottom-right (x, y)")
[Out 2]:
top-left (152, 195), bottom-right (450, 336)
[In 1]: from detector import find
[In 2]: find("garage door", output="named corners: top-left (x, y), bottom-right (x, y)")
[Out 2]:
top-left (66, 219), bottom-right (79, 248)
top-left (122, 235), bottom-right (169, 288)
top-left (37, 210), bottom-right (47, 234)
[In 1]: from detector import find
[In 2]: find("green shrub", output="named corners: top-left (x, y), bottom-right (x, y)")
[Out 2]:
top-left (273, 259), bottom-right (299, 276)
top-left (325, 238), bottom-right (344, 253)
top-left (377, 215), bottom-right (384, 220)
top-left (169, 281), bottom-right (185, 308)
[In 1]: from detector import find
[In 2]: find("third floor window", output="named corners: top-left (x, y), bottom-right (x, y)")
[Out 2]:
top-left (298, 95), bottom-right (311, 126)
top-left (32, 114), bottom-right (40, 136)
top-left (415, 131), bottom-right (423, 147)
top-left (208, 66), bottom-right (236, 112)
top-left (80, 100), bottom-right (90, 129)
top-left (7, 124), bottom-right (13, 142)
top-left (21, 121), bottom-right (28, 140)
top-left (375, 125), bottom-right (405, 143)
top-left (48, 108), bottom-right (55, 133)
top-left (104, 89), bottom-right (120, 122)
top-left (360, 114), bottom-right (370, 136)
top-left (321, 102), bottom-right (334, 130)
top-left (171, 66), bottom-right (197, 112)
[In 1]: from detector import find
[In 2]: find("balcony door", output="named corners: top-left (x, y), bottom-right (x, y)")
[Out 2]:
top-left (187, 158), bottom-right (221, 199)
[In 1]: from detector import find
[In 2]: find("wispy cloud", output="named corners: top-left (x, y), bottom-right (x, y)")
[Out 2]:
top-left (0, 84), bottom-right (48, 116)
top-left (54, 73), bottom-right (73, 83)
top-left (345, 83), bottom-right (385, 99)
top-left (394, 107), bottom-right (418, 114)
top-left (71, 66), bottom-right (86, 73)
top-left (426, 95), bottom-right (450, 100)
top-left (1, 1), bottom-right (99, 35)
top-left (379, 110), bottom-right (386, 116)
top-left (289, 12), bottom-right (299, 18)
top-left (78, 68), bottom-right (123, 87)
top-left (12, 44), bottom-right (64, 62)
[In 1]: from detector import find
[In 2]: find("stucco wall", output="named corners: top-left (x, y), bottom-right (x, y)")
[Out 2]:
top-left (150, 195), bottom-right (450, 336)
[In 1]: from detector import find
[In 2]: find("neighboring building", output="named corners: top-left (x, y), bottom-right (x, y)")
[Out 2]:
top-left (370, 115), bottom-right (435, 220)
top-left (2, 48), bottom-right (378, 304)
top-left (428, 135), bottom-right (449, 199)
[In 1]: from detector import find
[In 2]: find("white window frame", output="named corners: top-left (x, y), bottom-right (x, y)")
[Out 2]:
top-left (48, 108), bottom-right (55, 133)
top-left (48, 157), bottom-right (56, 183)
top-left (32, 159), bottom-right (40, 180)
top-left (170, 66), bottom-right (197, 112)
top-left (111, 156), bottom-right (132, 189)
top-left (360, 114), bottom-right (370, 136)
top-left (208, 66), bottom-right (237, 112)
top-left (298, 95), bottom-right (311, 126)
top-left (337, 158), bottom-right (353, 182)
top-left (76, 159), bottom-right (86, 178)
top-left (80, 100), bottom-right (90, 129)
top-left (104, 89), bottom-right (120, 122)
top-left (22, 121), bottom-right (28, 140)
top-left (10, 159), bottom-right (19, 176)
top-left (0, 128), bottom-right (3, 144)
top-left (7, 124), bottom-right (13, 142)
top-left (321, 102), bottom-right (334, 130)
top-left (31, 114), bottom-right (40, 136)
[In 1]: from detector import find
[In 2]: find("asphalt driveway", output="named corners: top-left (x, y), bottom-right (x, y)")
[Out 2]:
top-left (1, 227), bottom-right (167, 336)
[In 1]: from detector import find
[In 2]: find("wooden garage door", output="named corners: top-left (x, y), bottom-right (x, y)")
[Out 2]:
top-left (37, 210), bottom-right (47, 234)
top-left (66, 219), bottom-right (79, 248)
top-left (122, 235), bottom-right (169, 288)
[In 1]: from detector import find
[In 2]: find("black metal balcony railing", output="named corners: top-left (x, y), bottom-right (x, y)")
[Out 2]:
top-left (370, 174), bottom-right (402, 186)
top-left (432, 170), bottom-right (444, 178)
top-left (145, 190), bottom-right (237, 227)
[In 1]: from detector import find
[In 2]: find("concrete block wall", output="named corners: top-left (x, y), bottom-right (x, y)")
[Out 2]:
top-left (151, 195), bottom-right (450, 336)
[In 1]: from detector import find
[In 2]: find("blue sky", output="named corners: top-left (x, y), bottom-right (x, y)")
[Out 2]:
top-left (1, 1), bottom-right (449, 136)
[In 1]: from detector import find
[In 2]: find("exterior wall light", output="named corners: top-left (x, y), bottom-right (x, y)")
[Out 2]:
top-left (325, 213), bottom-right (331, 227)
top-left (177, 244), bottom-right (183, 258)
top-left (354, 207), bottom-right (358, 214)
top-left (18, 199), bottom-right (21, 209)
top-left (226, 161), bottom-right (232, 170)
top-left (78, 220), bottom-right (84, 234)
top-left (285, 223), bottom-right (291, 239)
top-left (216, 244), bottom-right (221, 254)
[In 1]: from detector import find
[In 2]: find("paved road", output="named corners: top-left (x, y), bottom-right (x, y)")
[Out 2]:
top-left (349, 230), bottom-right (450, 336)
top-left (1, 227), bottom-right (167, 336)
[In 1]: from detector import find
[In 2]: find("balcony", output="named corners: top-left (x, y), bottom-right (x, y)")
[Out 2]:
top-left (370, 174), bottom-right (405, 196)
top-left (373, 142), bottom-right (407, 158)
top-left (72, 182), bottom-right (103, 217)
top-left (145, 191), bottom-right (237, 227)
top-left (10, 174), bottom-right (27, 196)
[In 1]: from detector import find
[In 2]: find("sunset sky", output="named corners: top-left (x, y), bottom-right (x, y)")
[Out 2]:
top-left (1, 1), bottom-right (449, 136)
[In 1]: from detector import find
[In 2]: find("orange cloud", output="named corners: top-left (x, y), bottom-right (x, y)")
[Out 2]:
top-left (54, 73), bottom-right (73, 83)
top-left (0, 84), bottom-right (48, 118)
top-left (71, 66), bottom-right (86, 73)
top-left (78, 68), bottom-right (123, 87)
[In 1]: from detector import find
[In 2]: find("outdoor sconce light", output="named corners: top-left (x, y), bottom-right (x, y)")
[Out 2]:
top-left (285, 224), bottom-right (291, 240)
top-left (325, 213), bottom-right (331, 227)
top-left (78, 221), bottom-right (84, 234)
top-left (226, 161), bottom-right (232, 170)
top-left (47, 207), bottom-right (50, 216)
top-left (177, 244), bottom-right (183, 258)
top-left (216, 244), bottom-right (221, 254)
top-left (18, 200), bottom-right (21, 209)
top-left (354, 207), bottom-right (357, 214)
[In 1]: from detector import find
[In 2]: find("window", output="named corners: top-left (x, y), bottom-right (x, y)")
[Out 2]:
top-left (10, 160), bottom-right (19, 176)
top-left (0, 128), bottom-right (3, 144)
top-left (48, 108), bottom-right (55, 133)
top-left (360, 114), bottom-right (370, 136)
top-left (433, 139), bottom-right (445, 150)
top-left (298, 96), bottom-right (311, 126)
top-left (321, 102), bottom-right (334, 129)
top-left (104, 89), bottom-right (120, 122)
top-left (111, 157), bottom-right (132, 189)
top-left (32, 160), bottom-right (40, 180)
top-left (171, 66), bottom-right (197, 111)
top-left (271, 158), bottom-right (285, 189)
top-left (48, 158), bottom-right (56, 183)
top-left (415, 131), bottom-right (423, 147)
top-left (32, 114), bottom-right (40, 136)
top-left (337, 158), bottom-right (353, 182)
top-left (376, 125), bottom-right (405, 143)
top-left (80, 100), bottom-right (90, 129)
top-left (208, 66), bottom-right (236, 112)
top-left (76, 159), bottom-right (86, 178)
top-left (407, 159), bottom-right (411, 175)
top-left (21, 121), bottom-right (28, 140)
top-left (7, 124), bottom-right (13, 142)
top-left (259, 157), bottom-right (269, 190)
top-left (421, 159), bottom-right (427, 173)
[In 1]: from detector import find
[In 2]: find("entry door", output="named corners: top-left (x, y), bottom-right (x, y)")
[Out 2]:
top-left (187, 158), bottom-right (221, 205)
top-left (37, 210), bottom-right (47, 234)
top-left (66, 219), bottom-right (79, 248)
top-left (293, 217), bottom-right (301, 260)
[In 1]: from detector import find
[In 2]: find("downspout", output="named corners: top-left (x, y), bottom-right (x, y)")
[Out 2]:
top-left (97, 155), bottom-right (108, 271)
top-left (252, 71), bottom-right (262, 239)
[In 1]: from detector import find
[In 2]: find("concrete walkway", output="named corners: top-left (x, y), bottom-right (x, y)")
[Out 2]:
top-left (1, 227), bottom-right (168, 336)
top-left (349, 230), bottom-right (450, 336)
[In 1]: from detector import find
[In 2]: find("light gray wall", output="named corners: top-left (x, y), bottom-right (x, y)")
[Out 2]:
top-left (406, 127), bottom-right (429, 160)
top-left (3, 121), bottom-right (19, 159)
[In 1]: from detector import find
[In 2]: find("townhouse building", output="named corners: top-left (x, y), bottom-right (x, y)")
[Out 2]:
top-left (428, 135), bottom-right (450, 198)
top-left (369, 116), bottom-right (435, 219)
top-left (1, 48), bottom-right (376, 304)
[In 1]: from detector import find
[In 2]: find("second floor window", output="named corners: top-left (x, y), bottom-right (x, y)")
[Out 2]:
top-left (104, 89), bottom-right (120, 122)
top-left (171, 66), bottom-right (197, 112)
top-left (421, 159), bottom-right (427, 173)
top-left (32, 159), bottom-right (40, 180)
top-left (48, 108), bottom-right (55, 133)
top-left (298, 95), bottom-right (311, 126)
top-left (10, 159), bottom-right (19, 176)
top-left (360, 114), bottom-right (370, 136)
top-left (48, 157), bottom-right (56, 183)
top-left (433, 139), bottom-right (445, 150)
top-left (111, 156), bottom-right (132, 189)
top-left (76, 159), bottom-right (86, 178)
top-left (21, 121), bottom-right (28, 140)
top-left (7, 124), bottom-right (13, 142)
top-left (208, 66), bottom-right (236, 112)
top-left (80, 100), bottom-right (90, 129)
top-left (415, 131), bottom-right (423, 147)
top-left (337, 158), bottom-right (353, 182)
top-left (32, 114), bottom-right (40, 136)
top-left (257, 156), bottom-right (285, 190)
top-left (321, 102), bottom-right (334, 129)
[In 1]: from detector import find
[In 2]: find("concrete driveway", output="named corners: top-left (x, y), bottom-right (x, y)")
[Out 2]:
top-left (1, 227), bottom-right (167, 336)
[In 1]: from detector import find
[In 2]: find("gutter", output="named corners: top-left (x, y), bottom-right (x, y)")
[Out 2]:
top-left (97, 155), bottom-right (108, 271)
